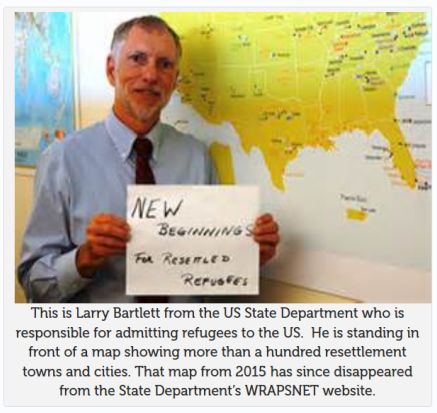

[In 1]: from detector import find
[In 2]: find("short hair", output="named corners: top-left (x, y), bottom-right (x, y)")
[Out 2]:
top-left (110, 15), bottom-right (182, 59)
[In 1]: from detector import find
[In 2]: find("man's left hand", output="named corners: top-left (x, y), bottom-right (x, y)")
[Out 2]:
top-left (253, 213), bottom-right (280, 266)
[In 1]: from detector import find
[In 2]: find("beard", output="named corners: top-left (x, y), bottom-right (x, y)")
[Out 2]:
top-left (124, 92), bottom-right (163, 124)
top-left (112, 81), bottom-right (174, 129)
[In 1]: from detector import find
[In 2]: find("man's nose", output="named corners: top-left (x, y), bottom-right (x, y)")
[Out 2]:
top-left (141, 62), bottom-right (158, 83)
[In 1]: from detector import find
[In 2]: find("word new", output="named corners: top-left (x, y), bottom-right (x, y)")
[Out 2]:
top-left (131, 197), bottom-right (184, 219)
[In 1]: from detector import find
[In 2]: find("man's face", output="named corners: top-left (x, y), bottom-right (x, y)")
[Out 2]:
top-left (107, 25), bottom-right (179, 131)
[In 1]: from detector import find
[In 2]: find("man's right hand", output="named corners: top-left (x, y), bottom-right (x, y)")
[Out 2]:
top-left (76, 214), bottom-right (130, 278)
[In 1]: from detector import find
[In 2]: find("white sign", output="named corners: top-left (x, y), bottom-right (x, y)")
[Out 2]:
top-left (126, 185), bottom-right (259, 295)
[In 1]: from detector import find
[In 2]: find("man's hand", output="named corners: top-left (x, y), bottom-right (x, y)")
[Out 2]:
top-left (76, 214), bottom-right (130, 278)
top-left (253, 213), bottom-right (280, 266)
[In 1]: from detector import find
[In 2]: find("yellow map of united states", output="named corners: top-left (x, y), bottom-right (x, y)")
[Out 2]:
top-left (163, 12), bottom-right (428, 190)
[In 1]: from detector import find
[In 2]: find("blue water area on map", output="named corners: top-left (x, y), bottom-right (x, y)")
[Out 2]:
top-left (15, 12), bottom-right (75, 166)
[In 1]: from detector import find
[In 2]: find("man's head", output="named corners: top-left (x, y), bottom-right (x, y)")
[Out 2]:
top-left (106, 16), bottom-right (181, 133)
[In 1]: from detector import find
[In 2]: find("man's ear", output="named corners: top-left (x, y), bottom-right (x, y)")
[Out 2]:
top-left (106, 54), bottom-right (116, 87)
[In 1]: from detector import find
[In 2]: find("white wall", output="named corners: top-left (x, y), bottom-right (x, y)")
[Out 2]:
top-left (75, 12), bottom-right (149, 128)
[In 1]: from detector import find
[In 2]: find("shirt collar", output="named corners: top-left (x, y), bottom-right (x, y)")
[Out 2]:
top-left (104, 110), bottom-right (163, 163)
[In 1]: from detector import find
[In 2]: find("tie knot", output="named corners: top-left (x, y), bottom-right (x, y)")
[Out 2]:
top-left (134, 136), bottom-right (153, 159)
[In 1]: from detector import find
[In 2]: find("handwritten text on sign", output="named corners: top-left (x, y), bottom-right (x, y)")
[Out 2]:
top-left (126, 186), bottom-right (259, 295)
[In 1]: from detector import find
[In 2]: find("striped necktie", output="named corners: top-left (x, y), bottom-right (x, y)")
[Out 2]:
top-left (133, 136), bottom-right (155, 184)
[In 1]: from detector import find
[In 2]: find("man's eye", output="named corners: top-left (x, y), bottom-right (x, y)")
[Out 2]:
top-left (160, 60), bottom-right (174, 70)
top-left (130, 54), bottom-right (146, 64)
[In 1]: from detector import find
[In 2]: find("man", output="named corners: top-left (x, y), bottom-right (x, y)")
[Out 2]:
top-left (18, 15), bottom-right (280, 303)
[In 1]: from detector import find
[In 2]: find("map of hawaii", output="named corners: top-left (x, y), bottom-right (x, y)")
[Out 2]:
top-left (163, 12), bottom-right (428, 190)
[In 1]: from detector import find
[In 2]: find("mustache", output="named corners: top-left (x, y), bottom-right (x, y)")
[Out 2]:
top-left (133, 86), bottom-right (161, 96)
